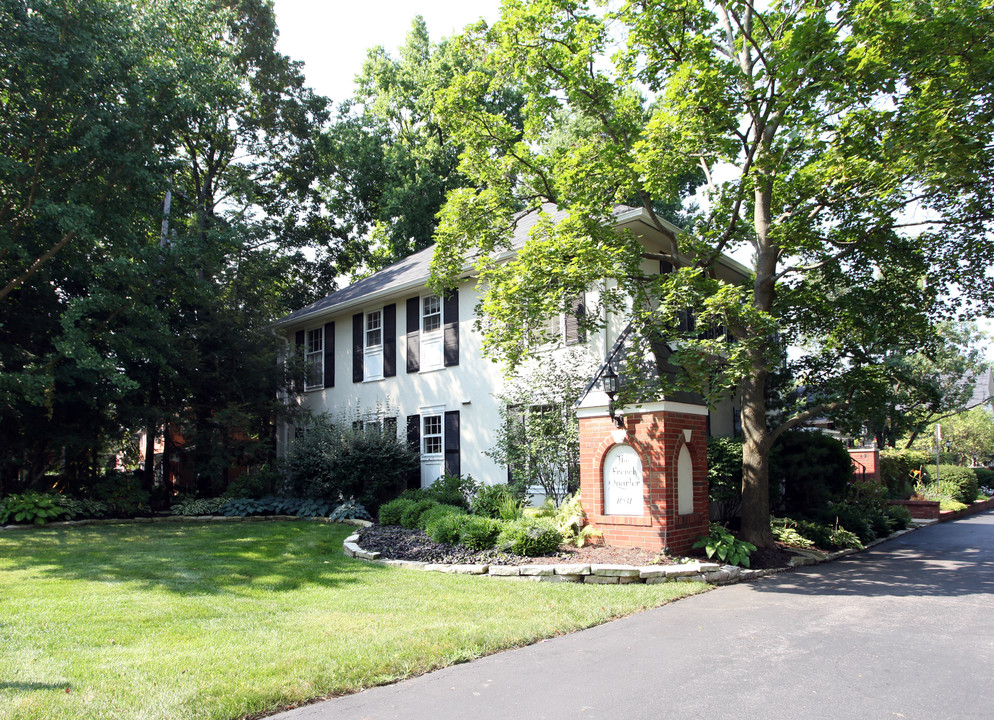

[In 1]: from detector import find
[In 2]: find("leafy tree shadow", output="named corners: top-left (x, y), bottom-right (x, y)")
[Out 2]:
top-left (753, 515), bottom-right (994, 598)
top-left (0, 521), bottom-right (388, 596)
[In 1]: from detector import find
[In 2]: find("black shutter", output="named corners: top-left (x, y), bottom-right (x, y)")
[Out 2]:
top-left (444, 410), bottom-right (460, 478)
top-left (323, 322), bottom-right (335, 388)
top-left (443, 290), bottom-right (459, 367)
top-left (383, 303), bottom-right (396, 377)
top-left (406, 415), bottom-right (421, 490)
top-left (294, 330), bottom-right (305, 393)
top-left (565, 293), bottom-right (586, 345)
top-left (406, 296), bottom-right (420, 373)
top-left (352, 313), bottom-right (363, 383)
top-left (660, 260), bottom-right (673, 274)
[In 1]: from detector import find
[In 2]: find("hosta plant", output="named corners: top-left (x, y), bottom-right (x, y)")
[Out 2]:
top-left (693, 523), bottom-right (757, 568)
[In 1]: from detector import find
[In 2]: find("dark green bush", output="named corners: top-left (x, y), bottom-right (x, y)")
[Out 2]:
top-left (819, 504), bottom-right (878, 544)
top-left (885, 504), bottom-right (912, 531)
top-left (224, 465), bottom-right (280, 499)
top-left (974, 468), bottom-right (994, 491)
top-left (470, 483), bottom-right (516, 519)
top-left (0, 492), bottom-right (66, 525)
top-left (89, 472), bottom-right (150, 517)
top-left (880, 449), bottom-right (932, 499)
top-left (400, 499), bottom-right (437, 529)
top-left (422, 474), bottom-right (478, 509)
top-left (283, 416), bottom-right (418, 513)
top-left (426, 513), bottom-right (467, 544)
top-left (459, 516), bottom-right (502, 550)
top-left (773, 431), bottom-right (852, 515)
top-left (378, 497), bottom-right (414, 526)
top-left (934, 465), bottom-right (979, 504)
top-left (496, 518), bottom-right (562, 556)
top-left (419, 503), bottom-right (466, 530)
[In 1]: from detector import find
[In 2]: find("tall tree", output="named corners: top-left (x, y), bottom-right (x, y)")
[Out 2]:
top-left (320, 16), bottom-right (523, 273)
top-left (430, 0), bottom-right (994, 546)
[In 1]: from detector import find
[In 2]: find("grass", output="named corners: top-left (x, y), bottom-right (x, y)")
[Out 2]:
top-left (0, 521), bottom-right (705, 720)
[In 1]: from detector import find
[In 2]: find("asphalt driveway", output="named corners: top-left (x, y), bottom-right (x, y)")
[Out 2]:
top-left (273, 512), bottom-right (994, 720)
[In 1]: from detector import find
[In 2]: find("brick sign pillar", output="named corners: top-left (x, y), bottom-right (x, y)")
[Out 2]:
top-left (576, 395), bottom-right (710, 555)
top-left (848, 447), bottom-right (881, 483)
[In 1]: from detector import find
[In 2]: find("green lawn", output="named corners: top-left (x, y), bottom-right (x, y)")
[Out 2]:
top-left (0, 521), bottom-right (705, 720)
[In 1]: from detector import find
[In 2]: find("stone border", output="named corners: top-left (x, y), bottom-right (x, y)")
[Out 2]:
top-left (341, 526), bottom-right (876, 586)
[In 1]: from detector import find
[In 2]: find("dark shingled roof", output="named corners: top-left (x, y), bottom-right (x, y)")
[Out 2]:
top-left (275, 204), bottom-right (613, 328)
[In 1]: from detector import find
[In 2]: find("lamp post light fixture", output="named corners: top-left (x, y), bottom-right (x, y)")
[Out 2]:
top-left (601, 365), bottom-right (624, 429)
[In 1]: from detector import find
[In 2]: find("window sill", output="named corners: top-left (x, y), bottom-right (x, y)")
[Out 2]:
top-left (418, 365), bottom-right (445, 374)
top-left (362, 377), bottom-right (385, 384)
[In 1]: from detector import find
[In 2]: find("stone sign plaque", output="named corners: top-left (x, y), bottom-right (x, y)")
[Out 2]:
top-left (603, 445), bottom-right (644, 515)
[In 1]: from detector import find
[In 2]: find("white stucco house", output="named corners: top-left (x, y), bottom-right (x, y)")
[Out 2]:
top-left (273, 205), bottom-right (749, 491)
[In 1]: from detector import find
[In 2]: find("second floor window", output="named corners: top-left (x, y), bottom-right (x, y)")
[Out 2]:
top-left (364, 309), bottom-right (383, 380)
top-left (304, 328), bottom-right (323, 390)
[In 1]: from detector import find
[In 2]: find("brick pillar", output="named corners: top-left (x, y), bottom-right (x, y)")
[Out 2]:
top-left (577, 399), bottom-right (709, 555)
top-left (848, 447), bottom-right (881, 483)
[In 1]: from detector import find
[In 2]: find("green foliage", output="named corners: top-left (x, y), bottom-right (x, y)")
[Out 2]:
top-left (89, 473), bottom-right (150, 517)
top-left (400, 500), bottom-right (438, 530)
top-left (486, 349), bottom-right (599, 505)
top-left (769, 519), bottom-right (814, 549)
top-left (774, 432), bottom-right (853, 516)
top-left (378, 498), bottom-right (415, 526)
top-left (170, 497), bottom-right (227, 516)
top-left (934, 465), bottom-right (980, 504)
top-left (496, 518), bottom-right (563, 557)
top-left (224, 467), bottom-right (281, 500)
top-left (880, 449), bottom-right (933, 499)
top-left (283, 415), bottom-right (419, 512)
top-left (707, 437), bottom-right (743, 523)
top-left (327, 500), bottom-right (373, 523)
top-left (425, 513), bottom-right (467, 545)
top-left (422, 474), bottom-right (479, 510)
top-left (0, 492), bottom-right (66, 525)
top-left (497, 494), bottom-right (526, 521)
top-left (470, 483), bottom-right (517, 519)
top-left (974, 467), bottom-right (994, 491)
top-left (940, 499), bottom-right (969, 512)
top-left (924, 407), bottom-right (994, 467)
top-left (885, 504), bottom-right (913, 531)
top-left (693, 524), bottom-right (757, 568)
top-left (458, 516), bottom-right (503, 551)
top-left (550, 493), bottom-right (599, 548)
top-left (51, 495), bottom-right (110, 520)
top-left (418, 503), bottom-right (466, 531)
top-left (218, 495), bottom-right (342, 518)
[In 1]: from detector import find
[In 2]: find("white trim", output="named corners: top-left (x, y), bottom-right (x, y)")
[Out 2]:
top-left (576, 400), bottom-right (708, 419)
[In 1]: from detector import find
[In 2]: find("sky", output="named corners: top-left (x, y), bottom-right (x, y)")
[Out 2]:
top-left (273, 0), bottom-right (502, 104)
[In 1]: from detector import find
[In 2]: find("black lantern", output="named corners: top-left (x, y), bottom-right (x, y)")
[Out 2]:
top-left (601, 365), bottom-right (624, 429)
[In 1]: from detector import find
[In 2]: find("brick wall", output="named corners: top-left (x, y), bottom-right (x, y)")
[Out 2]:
top-left (849, 448), bottom-right (881, 483)
top-left (579, 408), bottom-right (709, 555)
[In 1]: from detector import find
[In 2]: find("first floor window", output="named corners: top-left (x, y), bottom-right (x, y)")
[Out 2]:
top-left (304, 328), bottom-right (323, 390)
top-left (423, 414), bottom-right (443, 455)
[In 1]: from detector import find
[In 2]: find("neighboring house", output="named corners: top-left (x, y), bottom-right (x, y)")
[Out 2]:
top-left (274, 205), bottom-right (749, 491)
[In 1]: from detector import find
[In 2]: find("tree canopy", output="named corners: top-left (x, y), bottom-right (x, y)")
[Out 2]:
top-left (429, 0), bottom-right (994, 545)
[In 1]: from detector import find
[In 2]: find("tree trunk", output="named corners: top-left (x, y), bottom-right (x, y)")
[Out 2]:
top-left (739, 355), bottom-right (775, 548)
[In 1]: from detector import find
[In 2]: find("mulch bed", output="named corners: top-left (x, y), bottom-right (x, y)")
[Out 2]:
top-left (356, 524), bottom-right (795, 570)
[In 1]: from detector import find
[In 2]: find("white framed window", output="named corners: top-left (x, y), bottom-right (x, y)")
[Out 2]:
top-left (304, 327), bottom-right (323, 391)
top-left (364, 309), bottom-right (383, 380)
top-left (420, 295), bottom-right (444, 371)
top-left (423, 414), bottom-right (443, 455)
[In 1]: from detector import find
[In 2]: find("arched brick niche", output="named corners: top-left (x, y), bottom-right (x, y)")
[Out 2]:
top-left (577, 401), bottom-right (709, 555)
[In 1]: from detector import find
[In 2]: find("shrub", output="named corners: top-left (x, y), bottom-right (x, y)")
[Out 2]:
top-left (880, 449), bottom-right (932, 499)
top-left (51, 495), bottom-right (109, 520)
top-left (419, 503), bottom-right (466, 531)
top-left (426, 513), bottom-right (467, 545)
top-left (773, 431), bottom-right (852, 515)
top-left (283, 415), bottom-right (418, 513)
top-left (378, 497), bottom-right (414, 526)
top-left (707, 437), bottom-right (743, 523)
top-left (819, 504), bottom-right (878, 544)
top-left (551, 493), bottom-right (600, 547)
top-left (223, 465), bottom-right (280, 499)
top-left (88, 472), bottom-right (150, 517)
top-left (885, 504), bottom-right (912, 531)
top-left (0, 492), bottom-right (66, 525)
top-left (496, 518), bottom-right (563, 556)
top-left (399, 499), bottom-right (437, 529)
top-left (422, 474), bottom-right (478, 509)
top-left (692, 523), bottom-right (757, 567)
top-left (783, 517), bottom-right (863, 551)
top-left (459, 516), bottom-right (503, 550)
top-left (934, 465), bottom-right (979, 504)
top-left (973, 467), bottom-right (994, 492)
top-left (471, 483), bottom-right (516, 519)
top-left (327, 499), bottom-right (372, 523)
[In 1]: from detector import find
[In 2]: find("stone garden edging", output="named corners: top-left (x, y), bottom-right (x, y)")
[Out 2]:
top-left (342, 524), bottom-right (875, 587)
